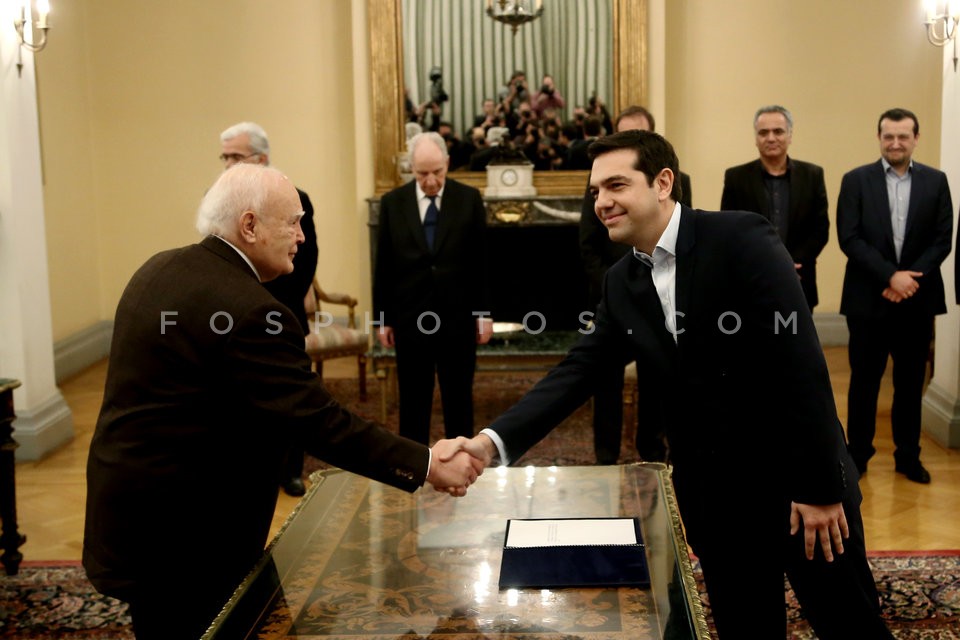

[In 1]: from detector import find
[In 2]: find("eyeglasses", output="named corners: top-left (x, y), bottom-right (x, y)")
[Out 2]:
top-left (219, 152), bottom-right (260, 164)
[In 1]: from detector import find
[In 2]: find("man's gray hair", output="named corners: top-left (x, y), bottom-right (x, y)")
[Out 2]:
top-left (754, 105), bottom-right (793, 132)
top-left (196, 163), bottom-right (278, 236)
top-left (407, 131), bottom-right (448, 161)
top-left (220, 121), bottom-right (271, 158)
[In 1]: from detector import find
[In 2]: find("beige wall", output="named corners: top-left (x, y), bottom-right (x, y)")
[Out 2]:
top-left (664, 0), bottom-right (944, 313)
top-left (38, 0), bottom-right (370, 341)
top-left (37, 0), bottom-right (947, 341)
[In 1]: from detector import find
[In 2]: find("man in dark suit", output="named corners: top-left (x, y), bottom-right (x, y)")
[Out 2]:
top-left (219, 121), bottom-right (318, 497)
top-left (838, 107), bottom-right (953, 484)
top-left (578, 105), bottom-right (691, 464)
top-left (374, 132), bottom-right (492, 445)
top-left (463, 131), bottom-right (893, 639)
top-left (721, 105), bottom-right (829, 310)
top-left (83, 164), bottom-right (484, 640)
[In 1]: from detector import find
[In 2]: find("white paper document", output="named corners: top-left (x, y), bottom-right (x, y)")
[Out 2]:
top-left (505, 518), bottom-right (638, 548)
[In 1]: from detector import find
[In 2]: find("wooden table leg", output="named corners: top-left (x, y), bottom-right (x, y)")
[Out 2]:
top-left (0, 380), bottom-right (25, 576)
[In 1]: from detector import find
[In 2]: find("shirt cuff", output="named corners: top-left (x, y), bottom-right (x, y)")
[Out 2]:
top-left (424, 448), bottom-right (432, 485)
top-left (479, 428), bottom-right (509, 465)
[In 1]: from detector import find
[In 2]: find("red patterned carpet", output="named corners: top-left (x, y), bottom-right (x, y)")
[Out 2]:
top-left (2, 554), bottom-right (959, 638)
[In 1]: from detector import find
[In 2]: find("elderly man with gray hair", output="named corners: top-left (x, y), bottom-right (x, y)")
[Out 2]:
top-left (374, 132), bottom-right (493, 445)
top-left (84, 163), bottom-right (485, 639)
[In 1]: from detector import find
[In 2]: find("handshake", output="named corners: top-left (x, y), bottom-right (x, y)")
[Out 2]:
top-left (424, 434), bottom-right (498, 497)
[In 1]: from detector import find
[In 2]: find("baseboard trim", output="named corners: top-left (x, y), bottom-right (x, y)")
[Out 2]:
top-left (922, 382), bottom-right (960, 448)
top-left (54, 320), bottom-right (113, 383)
top-left (13, 389), bottom-right (74, 461)
top-left (813, 312), bottom-right (847, 347)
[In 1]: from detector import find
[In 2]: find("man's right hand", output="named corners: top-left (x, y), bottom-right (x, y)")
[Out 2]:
top-left (426, 437), bottom-right (487, 497)
top-left (377, 326), bottom-right (395, 348)
top-left (887, 270), bottom-right (922, 301)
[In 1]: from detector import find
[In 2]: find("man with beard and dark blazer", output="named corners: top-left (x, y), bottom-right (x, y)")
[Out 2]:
top-left (461, 131), bottom-right (894, 639)
top-left (219, 121), bottom-right (319, 497)
top-left (838, 107), bottom-right (953, 484)
top-left (374, 132), bottom-right (492, 445)
top-left (578, 105), bottom-right (691, 464)
top-left (721, 105), bottom-right (829, 310)
top-left (83, 164), bottom-right (484, 640)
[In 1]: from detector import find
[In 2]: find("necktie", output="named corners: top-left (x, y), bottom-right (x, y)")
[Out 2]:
top-left (424, 196), bottom-right (439, 249)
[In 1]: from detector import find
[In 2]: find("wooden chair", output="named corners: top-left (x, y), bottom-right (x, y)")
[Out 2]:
top-left (303, 278), bottom-right (369, 401)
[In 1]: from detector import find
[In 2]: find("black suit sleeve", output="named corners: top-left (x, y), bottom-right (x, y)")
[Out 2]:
top-left (792, 165), bottom-right (829, 265)
top-left (719, 168), bottom-right (739, 212)
top-left (904, 170), bottom-right (953, 277)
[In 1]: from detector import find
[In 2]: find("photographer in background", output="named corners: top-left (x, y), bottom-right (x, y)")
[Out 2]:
top-left (531, 74), bottom-right (565, 119)
top-left (416, 66), bottom-right (449, 132)
top-left (498, 70), bottom-right (530, 115)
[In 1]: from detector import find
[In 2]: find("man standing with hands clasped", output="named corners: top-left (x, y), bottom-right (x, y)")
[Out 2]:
top-left (838, 108), bottom-right (953, 484)
top-left (374, 132), bottom-right (492, 445)
top-left (460, 130), bottom-right (894, 639)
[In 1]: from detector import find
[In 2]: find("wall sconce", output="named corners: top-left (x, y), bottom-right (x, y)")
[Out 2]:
top-left (13, 0), bottom-right (51, 77)
top-left (924, 0), bottom-right (959, 71)
top-left (486, 0), bottom-right (543, 36)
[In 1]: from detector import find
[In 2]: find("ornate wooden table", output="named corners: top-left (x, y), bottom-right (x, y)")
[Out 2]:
top-left (204, 463), bottom-right (710, 639)
top-left (0, 378), bottom-right (25, 576)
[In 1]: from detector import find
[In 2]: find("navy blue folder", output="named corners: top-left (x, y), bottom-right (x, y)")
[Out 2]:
top-left (498, 517), bottom-right (649, 589)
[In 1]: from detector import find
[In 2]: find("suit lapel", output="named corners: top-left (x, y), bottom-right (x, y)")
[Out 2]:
top-left (674, 206), bottom-right (696, 357)
top-left (903, 163), bottom-right (924, 244)
top-left (625, 258), bottom-right (677, 360)
top-left (434, 181), bottom-right (456, 252)
top-left (869, 160), bottom-right (897, 258)
top-left (401, 183), bottom-right (430, 253)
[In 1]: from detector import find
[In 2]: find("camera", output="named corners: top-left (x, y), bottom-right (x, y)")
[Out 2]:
top-left (428, 66), bottom-right (448, 105)
top-left (541, 84), bottom-right (554, 95)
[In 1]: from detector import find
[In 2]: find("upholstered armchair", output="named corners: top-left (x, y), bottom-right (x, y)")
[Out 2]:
top-left (303, 278), bottom-right (369, 400)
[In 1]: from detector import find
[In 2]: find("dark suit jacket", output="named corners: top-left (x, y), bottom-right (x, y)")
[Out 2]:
top-left (263, 188), bottom-right (318, 332)
top-left (373, 178), bottom-right (489, 330)
top-left (720, 158), bottom-right (829, 308)
top-left (84, 236), bottom-right (429, 597)
top-left (837, 160), bottom-right (953, 318)
top-left (493, 208), bottom-right (849, 542)
top-left (579, 172), bottom-right (692, 308)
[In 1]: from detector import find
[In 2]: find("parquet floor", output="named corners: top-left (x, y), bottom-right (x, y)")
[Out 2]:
top-left (12, 346), bottom-right (960, 563)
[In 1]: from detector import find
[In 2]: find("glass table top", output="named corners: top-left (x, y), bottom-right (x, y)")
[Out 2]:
top-left (203, 463), bottom-right (709, 639)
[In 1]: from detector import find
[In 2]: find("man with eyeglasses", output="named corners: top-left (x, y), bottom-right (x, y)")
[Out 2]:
top-left (721, 105), bottom-right (829, 312)
top-left (219, 121), bottom-right (318, 497)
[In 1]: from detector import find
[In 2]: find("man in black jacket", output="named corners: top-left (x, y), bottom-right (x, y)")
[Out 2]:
top-left (721, 105), bottom-right (829, 310)
top-left (464, 130), bottom-right (893, 639)
top-left (578, 105), bottom-right (691, 464)
top-left (374, 132), bottom-right (492, 445)
top-left (838, 108), bottom-right (953, 484)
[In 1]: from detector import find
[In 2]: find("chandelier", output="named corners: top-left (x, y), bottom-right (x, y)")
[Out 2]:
top-left (486, 0), bottom-right (544, 35)
top-left (923, 0), bottom-right (959, 70)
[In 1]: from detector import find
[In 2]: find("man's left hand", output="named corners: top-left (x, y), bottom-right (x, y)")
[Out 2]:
top-left (790, 501), bottom-right (849, 561)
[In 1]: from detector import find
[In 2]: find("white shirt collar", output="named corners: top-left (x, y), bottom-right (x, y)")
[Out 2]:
top-left (415, 182), bottom-right (445, 204)
top-left (632, 201), bottom-right (682, 266)
top-left (213, 235), bottom-right (261, 281)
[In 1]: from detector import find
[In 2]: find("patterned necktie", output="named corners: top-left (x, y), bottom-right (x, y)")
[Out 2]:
top-left (424, 195), bottom-right (439, 249)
